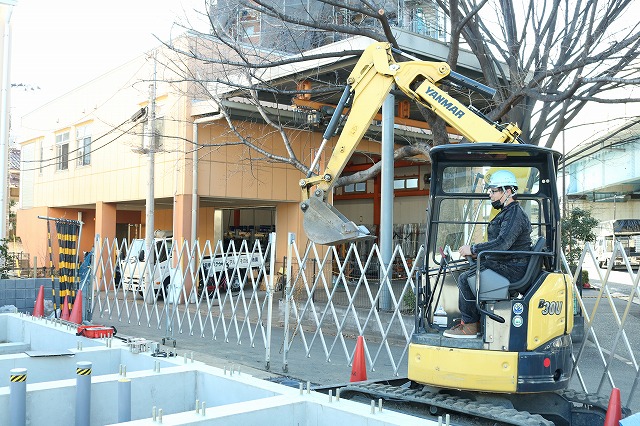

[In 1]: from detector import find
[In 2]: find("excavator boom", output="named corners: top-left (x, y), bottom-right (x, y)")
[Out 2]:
top-left (300, 42), bottom-right (522, 245)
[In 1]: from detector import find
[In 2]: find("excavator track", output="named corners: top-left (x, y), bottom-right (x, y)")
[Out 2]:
top-left (338, 382), bottom-right (616, 425)
top-left (340, 382), bottom-right (551, 425)
top-left (557, 388), bottom-right (630, 424)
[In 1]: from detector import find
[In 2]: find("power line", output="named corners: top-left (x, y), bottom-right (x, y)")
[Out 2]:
top-left (20, 120), bottom-right (139, 172)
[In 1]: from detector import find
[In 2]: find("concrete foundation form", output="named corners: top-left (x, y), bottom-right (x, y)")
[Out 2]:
top-left (0, 313), bottom-right (435, 425)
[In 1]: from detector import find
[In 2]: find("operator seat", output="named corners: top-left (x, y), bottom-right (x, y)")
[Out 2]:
top-left (469, 237), bottom-right (547, 301)
top-left (508, 236), bottom-right (547, 294)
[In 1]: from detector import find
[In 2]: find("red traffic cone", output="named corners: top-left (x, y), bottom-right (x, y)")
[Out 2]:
top-left (350, 335), bottom-right (367, 382)
top-left (68, 290), bottom-right (83, 325)
top-left (60, 296), bottom-right (70, 320)
top-left (32, 285), bottom-right (45, 317)
top-left (604, 387), bottom-right (622, 426)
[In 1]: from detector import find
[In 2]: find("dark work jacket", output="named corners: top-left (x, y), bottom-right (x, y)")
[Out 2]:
top-left (470, 200), bottom-right (532, 282)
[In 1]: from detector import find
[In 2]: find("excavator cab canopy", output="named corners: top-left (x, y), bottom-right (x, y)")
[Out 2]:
top-left (426, 142), bottom-right (562, 271)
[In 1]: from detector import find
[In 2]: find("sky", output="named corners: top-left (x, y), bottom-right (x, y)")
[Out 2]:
top-left (7, 1), bottom-right (639, 152)
top-left (8, 0), bottom-right (204, 141)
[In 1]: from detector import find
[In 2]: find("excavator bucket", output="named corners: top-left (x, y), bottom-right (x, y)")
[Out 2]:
top-left (302, 195), bottom-right (374, 245)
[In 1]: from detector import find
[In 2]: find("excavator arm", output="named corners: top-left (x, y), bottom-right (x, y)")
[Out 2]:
top-left (300, 42), bottom-right (522, 245)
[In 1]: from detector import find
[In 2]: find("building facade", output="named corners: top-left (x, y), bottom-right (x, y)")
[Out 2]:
top-left (565, 119), bottom-right (640, 221)
top-left (212, 0), bottom-right (448, 52)
top-left (18, 35), bottom-right (463, 281)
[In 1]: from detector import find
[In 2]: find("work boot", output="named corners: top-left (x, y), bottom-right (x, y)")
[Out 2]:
top-left (443, 321), bottom-right (480, 338)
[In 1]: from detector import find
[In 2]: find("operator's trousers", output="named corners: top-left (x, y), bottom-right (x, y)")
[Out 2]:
top-left (456, 259), bottom-right (528, 324)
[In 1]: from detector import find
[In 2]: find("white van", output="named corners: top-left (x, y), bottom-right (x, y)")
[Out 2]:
top-left (120, 230), bottom-right (183, 299)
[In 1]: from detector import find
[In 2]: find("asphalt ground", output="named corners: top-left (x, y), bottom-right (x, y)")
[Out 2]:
top-left (95, 284), bottom-right (640, 415)
top-left (99, 311), bottom-right (406, 386)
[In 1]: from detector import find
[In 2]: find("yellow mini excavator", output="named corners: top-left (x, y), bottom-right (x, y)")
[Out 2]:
top-left (302, 42), bottom-right (621, 425)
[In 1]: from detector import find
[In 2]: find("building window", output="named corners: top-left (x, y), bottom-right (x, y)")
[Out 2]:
top-left (76, 125), bottom-right (91, 166)
top-left (407, 2), bottom-right (448, 41)
top-left (394, 177), bottom-right (419, 190)
top-left (343, 182), bottom-right (367, 193)
top-left (56, 131), bottom-right (69, 171)
top-left (235, 8), bottom-right (261, 42)
top-left (239, 8), bottom-right (259, 22)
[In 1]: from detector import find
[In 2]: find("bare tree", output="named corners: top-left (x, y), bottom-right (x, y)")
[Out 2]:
top-left (162, 0), bottom-right (640, 185)
top-left (438, 0), bottom-right (640, 148)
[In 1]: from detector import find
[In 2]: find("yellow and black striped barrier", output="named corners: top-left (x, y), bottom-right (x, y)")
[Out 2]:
top-left (57, 220), bottom-right (80, 312)
top-left (10, 373), bottom-right (27, 382)
top-left (76, 366), bottom-right (92, 376)
top-left (40, 216), bottom-right (82, 318)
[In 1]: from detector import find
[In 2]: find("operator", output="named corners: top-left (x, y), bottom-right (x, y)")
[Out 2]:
top-left (443, 170), bottom-right (532, 338)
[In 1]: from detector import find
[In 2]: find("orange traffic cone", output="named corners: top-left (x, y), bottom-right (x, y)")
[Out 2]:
top-left (32, 285), bottom-right (45, 317)
top-left (604, 387), bottom-right (622, 426)
top-left (350, 335), bottom-right (367, 382)
top-left (60, 296), bottom-right (70, 320)
top-left (68, 290), bottom-right (83, 325)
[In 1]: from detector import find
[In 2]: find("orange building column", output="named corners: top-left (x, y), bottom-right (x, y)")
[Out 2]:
top-left (173, 194), bottom-right (193, 248)
top-left (95, 202), bottom-right (116, 246)
top-left (173, 194), bottom-right (194, 298)
top-left (95, 202), bottom-right (117, 290)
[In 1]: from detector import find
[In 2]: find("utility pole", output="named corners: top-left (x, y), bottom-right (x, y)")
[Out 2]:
top-left (143, 53), bottom-right (157, 303)
top-left (379, 90), bottom-right (394, 311)
top-left (0, 1), bottom-right (16, 240)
